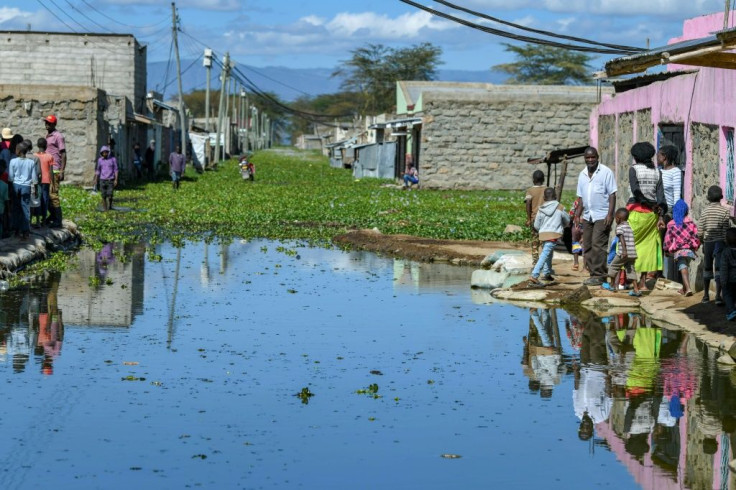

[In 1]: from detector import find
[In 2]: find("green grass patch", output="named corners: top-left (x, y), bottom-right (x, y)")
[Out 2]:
top-left (61, 148), bottom-right (572, 248)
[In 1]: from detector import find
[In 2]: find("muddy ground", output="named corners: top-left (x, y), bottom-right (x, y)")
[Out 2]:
top-left (333, 229), bottom-right (734, 339)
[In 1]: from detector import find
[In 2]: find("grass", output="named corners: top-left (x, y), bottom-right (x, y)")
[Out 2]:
top-left (61, 148), bottom-right (570, 250)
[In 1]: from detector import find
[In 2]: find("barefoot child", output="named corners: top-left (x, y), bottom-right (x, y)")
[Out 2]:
top-left (602, 208), bottom-right (641, 296)
top-left (663, 199), bottom-right (700, 296)
top-left (529, 187), bottom-right (569, 284)
top-left (569, 197), bottom-right (584, 271)
top-left (525, 170), bottom-right (546, 264)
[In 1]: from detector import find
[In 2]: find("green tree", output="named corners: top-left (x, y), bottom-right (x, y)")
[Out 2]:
top-left (333, 43), bottom-right (443, 115)
top-left (492, 43), bottom-right (593, 85)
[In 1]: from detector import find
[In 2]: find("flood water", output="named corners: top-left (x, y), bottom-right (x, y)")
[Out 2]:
top-left (0, 239), bottom-right (735, 489)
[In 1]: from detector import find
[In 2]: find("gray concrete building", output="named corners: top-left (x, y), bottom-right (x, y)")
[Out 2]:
top-left (0, 31), bottom-right (150, 185)
top-left (394, 81), bottom-right (608, 191)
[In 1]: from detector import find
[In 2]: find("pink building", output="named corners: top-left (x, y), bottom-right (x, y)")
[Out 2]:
top-left (591, 12), bottom-right (736, 225)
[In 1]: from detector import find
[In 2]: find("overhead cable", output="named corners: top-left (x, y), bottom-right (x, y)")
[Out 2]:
top-left (433, 0), bottom-right (644, 52)
top-left (399, 0), bottom-right (637, 54)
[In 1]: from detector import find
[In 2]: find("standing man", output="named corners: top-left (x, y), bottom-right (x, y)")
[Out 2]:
top-left (168, 144), bottom-right (185, 190)
top-left (43, 115), bottom-right (65, 228)
top-left (574, 147), bottom-right (617, 286)
top-left (144, 139), bottom-right (156, 179)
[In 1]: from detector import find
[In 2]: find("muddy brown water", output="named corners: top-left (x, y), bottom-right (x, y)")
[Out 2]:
top-left (0, 239), bottom-right (734, 489)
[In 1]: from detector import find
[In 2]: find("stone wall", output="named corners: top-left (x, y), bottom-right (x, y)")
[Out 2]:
top-left (615, 113), bottom-right (635, 209)
top-left (0, 31), bottom-right (147, 113)
top-left (690, 122), bottom-right (721, 290)
top-left (0, 84), bottom-right (115, 186)
top-left (419, 86), bottom-right (603, 191)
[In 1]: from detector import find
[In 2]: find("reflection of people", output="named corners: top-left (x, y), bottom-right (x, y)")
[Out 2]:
top-left (573, 313), bottom-right (611, 439)
top-left (522, 308), bottom-right (562, 397)
top-left (36, 272), bottom-right (63, 375)
top-left (96, 242), bottom-right (115, 281)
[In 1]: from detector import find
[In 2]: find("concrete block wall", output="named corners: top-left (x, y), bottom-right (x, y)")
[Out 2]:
top-left (419, 86), bottom-right (602, 191)
top-left (0, 32), bottom-right (146, 110)
top-left (0, 84), bottom-right (112, 186)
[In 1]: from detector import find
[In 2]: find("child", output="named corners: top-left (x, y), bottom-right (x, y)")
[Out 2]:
top-left (602, 208), bottom-right (641, 296)
top-left (529, 187), bottom-right (569, 284)
top-left (35, 138), bottom-right (53, 227)
top-left (569, 197), bottom-right (584, 271)
top-left (663, 199), bottom-right (700, 296)
top-left (402, 161), bottom-right (419, 189)
top-left (92, 146), bottom-right (118, 212)
top-left (8, 141), bottom-right (38, 240)
top-left (720, 228), bottom-right (736, 321)
top-left (24, 139), bottom-right (42, 228)
top-left (525, 170), bottom-right (546, 264)
top-left (697, 185), bottom-right (733, 305)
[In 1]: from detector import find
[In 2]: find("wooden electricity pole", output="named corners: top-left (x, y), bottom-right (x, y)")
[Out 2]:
top-left (214, 52), bottom-right (229, 164)
top-left (171, 2), bottom-right (186, 160)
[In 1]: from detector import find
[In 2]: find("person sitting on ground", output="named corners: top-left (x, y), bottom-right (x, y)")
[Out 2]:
top-left (525, 169), bottom-right (546, 264)
top-left (720, 228), bottom-right (736, 321)
top-left (602, 208), bottom-right (641, 296)
top-left (697, 185), bottom-right (733, 305)
top-left (529, 187), bottom-right (569, 284)
top-left (663, 199), bottom-right (700, 297)
top-left (402, 161), bottom-right (419, 189)
top-left (92, 145), bottom-right (118, 212)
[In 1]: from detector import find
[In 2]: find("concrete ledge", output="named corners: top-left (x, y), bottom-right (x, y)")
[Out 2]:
top-left (0, 221), bottom-right (80, 278)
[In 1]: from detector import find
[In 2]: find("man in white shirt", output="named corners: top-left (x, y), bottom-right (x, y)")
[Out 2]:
top-left (574, 147), bottom-right (617, 286)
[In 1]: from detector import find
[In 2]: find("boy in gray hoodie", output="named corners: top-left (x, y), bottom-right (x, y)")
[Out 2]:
top-left (530, 188), bottom-right (570, 284)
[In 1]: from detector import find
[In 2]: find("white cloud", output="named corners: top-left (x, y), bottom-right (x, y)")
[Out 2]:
top-left (325, 11), bottom-right (455, 38)
top-left (0, 7), bottom-right (32, 25)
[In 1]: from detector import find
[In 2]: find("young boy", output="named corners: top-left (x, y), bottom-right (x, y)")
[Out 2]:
top-left (721, 228), bottom-right (736, 321)
top-left (697, 185), bottom-right (733, 305)
top-left (92, 145), bottom-right (118, 212)
top-left (602, 208), bottom-right (641, 296)
top-left (529, 187), bottom-right (569, 284)
top-left (525, 170), bottom-right (546, 264)
top-left (35, 138), bottom-right (53, 227)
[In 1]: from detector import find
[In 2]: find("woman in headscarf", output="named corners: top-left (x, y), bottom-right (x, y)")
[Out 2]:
top-left (627, 142), bottom-right (667, 291)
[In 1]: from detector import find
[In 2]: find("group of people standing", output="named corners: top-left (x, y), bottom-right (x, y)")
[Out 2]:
top-left (0, 115), bottom-right (66, 240)
top-left (527, 143), bottom-right (736, 320)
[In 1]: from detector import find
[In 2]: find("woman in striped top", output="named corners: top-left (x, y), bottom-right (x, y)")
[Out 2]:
top-left (697, 185), bottom-right (734, 304)
top-left (657, 145), bottom-right (682, 213)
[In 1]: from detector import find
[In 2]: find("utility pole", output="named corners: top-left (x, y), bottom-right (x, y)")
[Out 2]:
top-left (214, 52), bottom-right (229, 164)
top-left (203, 48), bottom-right (213, 132)
top-left (244, 94), bottom-right (249, 153)
top-left (171, 2), bottom-right (186, 162)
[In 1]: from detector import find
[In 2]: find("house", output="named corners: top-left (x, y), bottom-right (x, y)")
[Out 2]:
top-left (391, 81), bottom-right (606, 190)
top-left (0, 31), bottom-right (152, 185)
top-left (593, 12), bottom-right (736, 225)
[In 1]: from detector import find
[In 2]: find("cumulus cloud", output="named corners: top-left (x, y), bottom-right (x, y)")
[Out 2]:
top-left (0, 7), bottom-right (33, 25)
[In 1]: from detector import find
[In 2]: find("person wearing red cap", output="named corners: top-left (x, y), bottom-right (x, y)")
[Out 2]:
top-left (43, 115), bottom-right (65, 227)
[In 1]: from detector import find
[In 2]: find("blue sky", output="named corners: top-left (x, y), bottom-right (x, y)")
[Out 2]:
top-left (1, 0), bottom-right (732, 72)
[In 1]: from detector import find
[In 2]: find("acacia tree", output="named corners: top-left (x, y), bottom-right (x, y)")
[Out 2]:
top-left (333, 42), bottom-right (443, 115)
top-left (493, 43), bottom-right (594, 85)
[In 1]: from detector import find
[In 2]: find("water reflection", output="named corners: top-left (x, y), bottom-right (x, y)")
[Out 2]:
top-left (0, 272), bottom-right (64, 374)
top-left (523, 307), bottom-right (735, 489)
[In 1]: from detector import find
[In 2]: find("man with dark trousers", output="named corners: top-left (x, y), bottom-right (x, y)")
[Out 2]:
top-left (574, 147), bottom-right (617, 286)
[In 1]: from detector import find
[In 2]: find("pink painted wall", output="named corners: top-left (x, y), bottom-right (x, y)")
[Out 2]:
top-left (590, 67), bottom-right (736, 204)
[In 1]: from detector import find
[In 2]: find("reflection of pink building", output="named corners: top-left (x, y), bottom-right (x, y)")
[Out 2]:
top-left (591, 13), bottom-right (736, 231)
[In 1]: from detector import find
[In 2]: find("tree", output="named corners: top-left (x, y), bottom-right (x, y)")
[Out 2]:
top-left (492, 43), bottom-right (593, 85)
top-left (333, 43), bottom-right (443, 115)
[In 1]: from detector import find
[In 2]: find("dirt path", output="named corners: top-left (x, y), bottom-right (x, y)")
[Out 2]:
top-left (333, 229), bottom-right (736, 346)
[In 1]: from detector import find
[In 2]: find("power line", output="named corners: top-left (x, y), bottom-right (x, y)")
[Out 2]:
top-left (399, 0), bottom-right (637, 54)
top-left (64, 0), bottom-right (115, 33)
top-left (432, 0), bottom-right (644, 52)
top-left (79, 0), bottom-right (168, 29)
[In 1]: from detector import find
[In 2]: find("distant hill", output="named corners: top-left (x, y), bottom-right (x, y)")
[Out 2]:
top-left (147, 60), bottom-right (508, 101)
